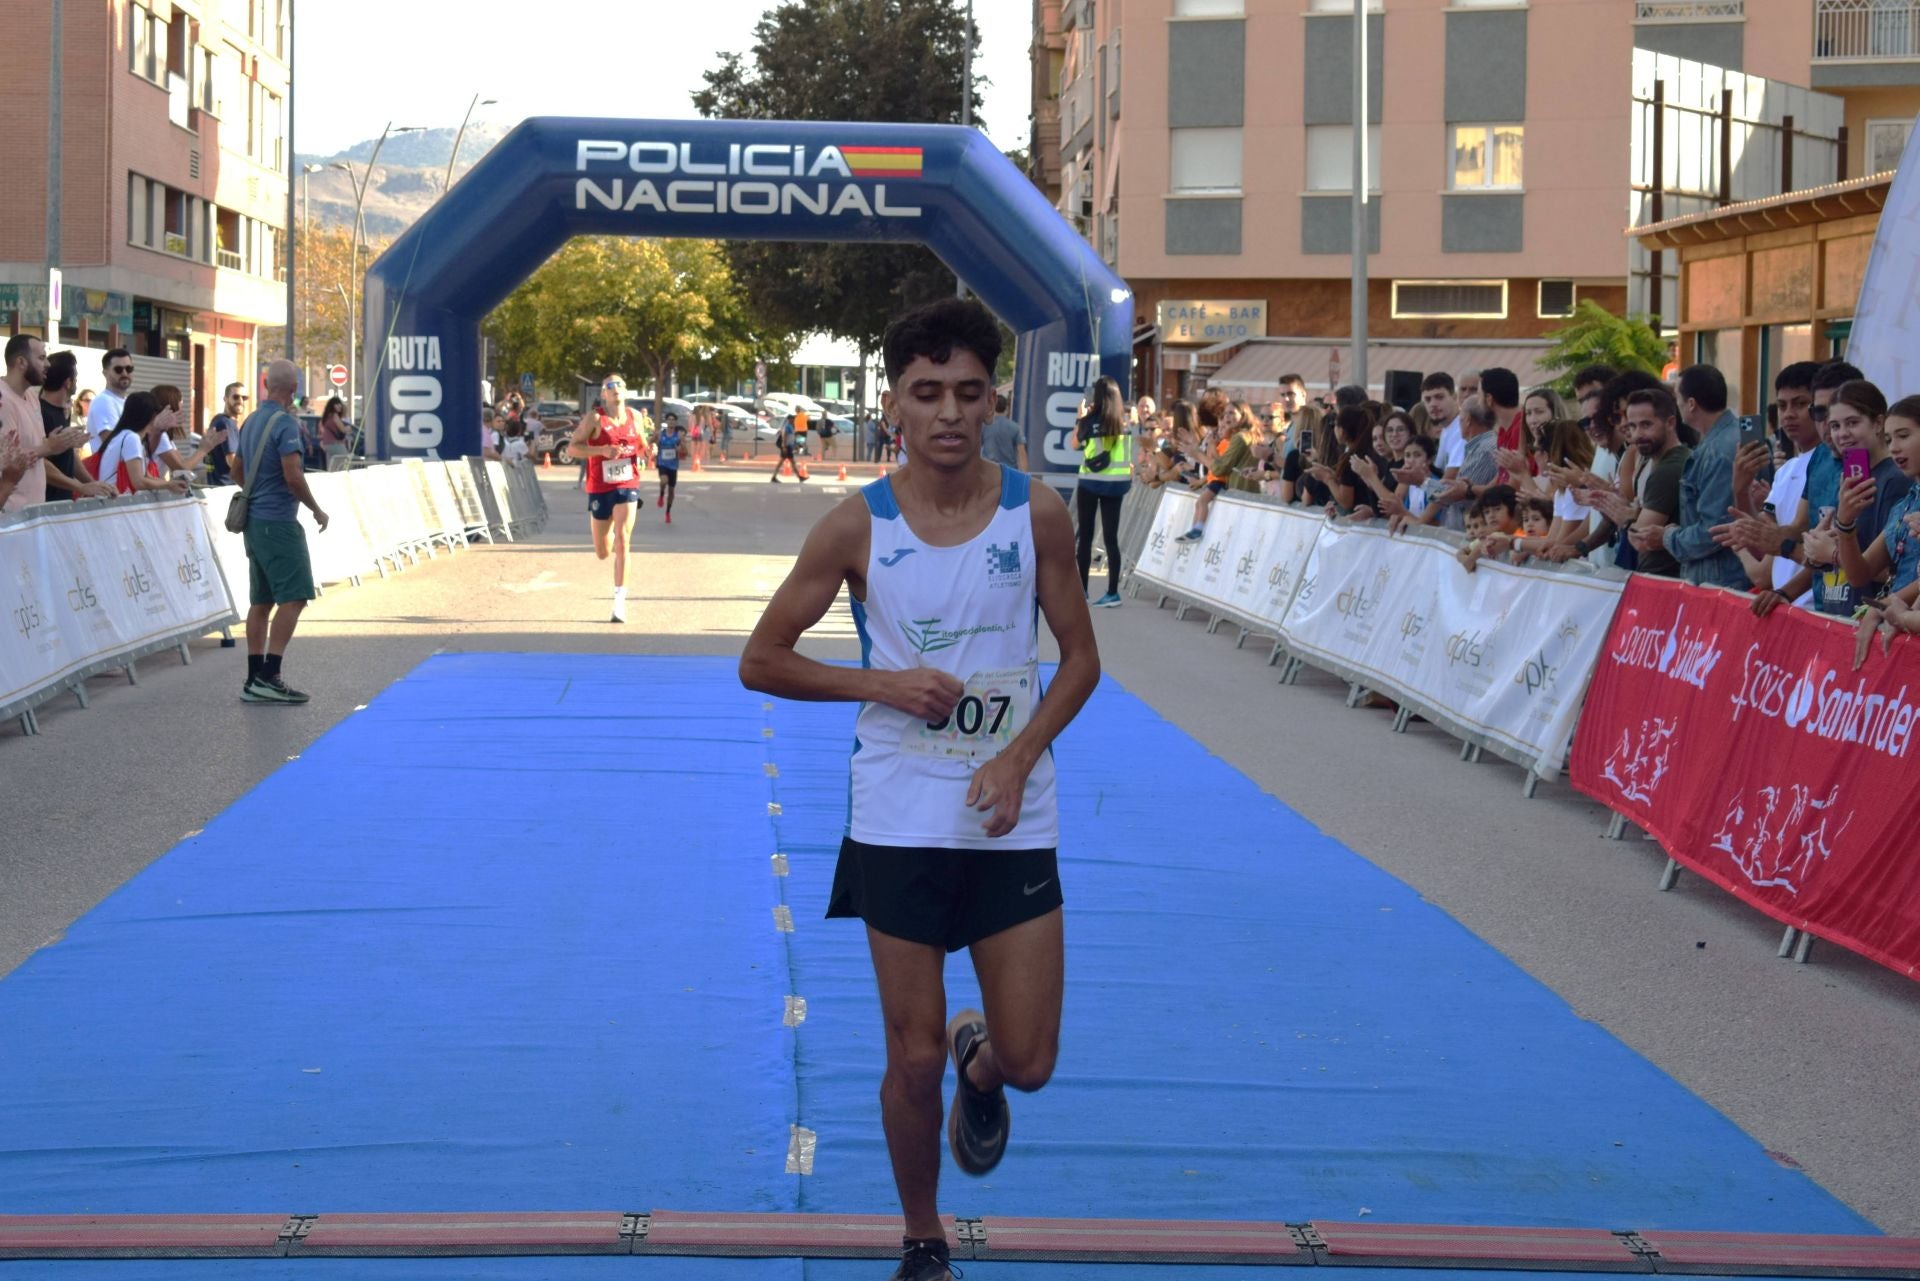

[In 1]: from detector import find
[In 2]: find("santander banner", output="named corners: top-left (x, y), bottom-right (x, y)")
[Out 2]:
top-left (1571, 577), bottom-right (1920, 979)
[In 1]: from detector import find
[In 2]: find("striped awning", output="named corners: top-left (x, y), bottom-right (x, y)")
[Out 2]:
top-left (1206, 337), bottom-right (1557, 395)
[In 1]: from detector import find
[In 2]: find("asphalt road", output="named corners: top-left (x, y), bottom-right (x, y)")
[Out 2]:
top-left (4, 463), bottom-right (1916, 1233)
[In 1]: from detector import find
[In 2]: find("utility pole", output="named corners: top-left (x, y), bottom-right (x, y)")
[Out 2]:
top-left (300, 164), bottom-right (320, 395)
top-left (284, 0), bottom-right (296, 359)
top-left (956, 0), bottom-right (974, 299)
top-left (47, 0), bottom-right (62, 333)
top-left (1349, 0), bottom-right (1369, 395)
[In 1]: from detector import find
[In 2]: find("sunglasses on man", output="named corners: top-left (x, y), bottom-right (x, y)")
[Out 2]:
top-left (110, 364), bottom-right (133, 374)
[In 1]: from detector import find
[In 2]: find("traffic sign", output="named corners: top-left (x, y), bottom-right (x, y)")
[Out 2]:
top-left (754, 360), bottom-right (768, 399)
top-left (519, 372), bottom-right (535, 395)
top-left (327, 364), bottom-right (348, 388)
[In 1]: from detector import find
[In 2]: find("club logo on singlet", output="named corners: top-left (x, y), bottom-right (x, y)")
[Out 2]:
top-left (984, 541), bottom-right (1022, 588)
top-left (900, 616), bottom-right (1017, 656)
top-left (878, 548), bottom-right (917, 568)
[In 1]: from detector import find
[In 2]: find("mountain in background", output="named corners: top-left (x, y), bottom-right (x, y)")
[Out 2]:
top-left (295, 122), bottom-right (512, 238)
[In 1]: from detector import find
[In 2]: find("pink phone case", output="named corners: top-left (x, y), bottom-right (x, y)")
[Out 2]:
top-left (1843, 448), bottom-right (1871, 482)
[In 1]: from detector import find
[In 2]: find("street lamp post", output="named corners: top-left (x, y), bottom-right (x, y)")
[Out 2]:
top-left (332, 122), bottom-right (423, 424)
top-left (444, 95), bottom-right (497, 194)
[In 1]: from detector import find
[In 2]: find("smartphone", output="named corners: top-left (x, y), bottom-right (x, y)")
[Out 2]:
top-left (1843, 448), bottom-right (1871, 482)
top-left (1738, 415), bottom-right (1768, 452)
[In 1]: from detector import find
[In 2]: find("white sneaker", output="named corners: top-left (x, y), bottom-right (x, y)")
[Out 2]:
top-left (610, 587), bottom-right (627, 624)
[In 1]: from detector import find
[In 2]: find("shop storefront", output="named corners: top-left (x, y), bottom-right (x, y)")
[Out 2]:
top-left (1634, 174), bottom-right (1890, 414)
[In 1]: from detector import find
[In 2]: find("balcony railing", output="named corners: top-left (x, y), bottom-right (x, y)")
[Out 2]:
top-left (217, 249), bottom-right (244, 271)
top-left (1635, 1), bottom-right (1743, 20)
top-left (1815, 0), bottom-right (1920, 59)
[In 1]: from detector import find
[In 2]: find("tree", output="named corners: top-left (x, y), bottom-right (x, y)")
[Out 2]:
top-left (259, 221), bottom-right (389, 399)
top-left (1538, 301), bottom-right (1669, 394)
top-left (483, 237), bottom-right (791, 417)
top-left (693, 0), bottom-right (981, 371)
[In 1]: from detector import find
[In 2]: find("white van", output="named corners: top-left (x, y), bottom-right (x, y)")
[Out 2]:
top-left (761, 392), bottom-right (827, 421)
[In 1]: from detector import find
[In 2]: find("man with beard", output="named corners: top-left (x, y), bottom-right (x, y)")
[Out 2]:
top-left (0, 336), bottom-right (88, 513)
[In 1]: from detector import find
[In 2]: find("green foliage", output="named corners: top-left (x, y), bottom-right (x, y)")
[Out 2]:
top-left (483, 237), bottom-right (793, 414)
top-left (1538, 301), bottom-right (1669, 394)
top-left (692, 0), bottom-right (981, 357)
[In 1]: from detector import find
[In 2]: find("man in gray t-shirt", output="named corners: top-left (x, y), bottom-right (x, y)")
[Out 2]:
top-left (231, 361), bottom-right (330, 705)
top-left (979, 395), bottom-right (1025, 471)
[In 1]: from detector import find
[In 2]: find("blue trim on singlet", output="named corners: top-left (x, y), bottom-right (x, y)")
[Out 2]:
top-left (999, 464), bottom-right (1030, 510)
top-left (862, 476), bottom-right (900, 520)
top-left (849, 596), bottom-right (874, 670)
top-left (847, 596), bottom-right (874, 837)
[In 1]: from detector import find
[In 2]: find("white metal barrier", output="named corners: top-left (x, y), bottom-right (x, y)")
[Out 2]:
top-left (0, 493), bottom-right (240, 734)
top-left (1125, 487), bottom-right (1627, 788)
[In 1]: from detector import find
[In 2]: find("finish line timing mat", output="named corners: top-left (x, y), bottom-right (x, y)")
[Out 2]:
top-left (0, 655), bottom-right (1902, 1279)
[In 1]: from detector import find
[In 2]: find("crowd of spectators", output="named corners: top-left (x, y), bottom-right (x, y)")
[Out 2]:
top-left (1131, 354), bottom-right (1920, 658)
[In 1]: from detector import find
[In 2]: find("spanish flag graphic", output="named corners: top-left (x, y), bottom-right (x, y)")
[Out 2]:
top-left (841, 146), bottom-right (925, 179)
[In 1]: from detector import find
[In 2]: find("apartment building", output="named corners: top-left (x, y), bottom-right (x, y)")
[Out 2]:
top-left (1, 0), bottom-right (291, 428)
top-left (1041, 0), bottom-right (1920, 399)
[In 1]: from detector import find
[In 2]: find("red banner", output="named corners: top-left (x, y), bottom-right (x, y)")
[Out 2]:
top-left (1571, 576), bottom-right (1920, 981)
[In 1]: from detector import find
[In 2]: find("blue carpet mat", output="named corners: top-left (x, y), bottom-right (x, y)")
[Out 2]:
top-left (0, 654), bottom-right (1873, 1279)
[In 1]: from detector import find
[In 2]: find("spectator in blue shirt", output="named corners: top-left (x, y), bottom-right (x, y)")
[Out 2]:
top-left (232, 359), bottom-right (330, 705)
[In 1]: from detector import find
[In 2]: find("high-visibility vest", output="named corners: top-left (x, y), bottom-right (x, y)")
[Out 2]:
top-left (1078, 430), bottom-right (1132, 479)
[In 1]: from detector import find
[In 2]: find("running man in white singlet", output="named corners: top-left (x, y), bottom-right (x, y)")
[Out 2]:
top-left (742, 299), bottom-right (1101, 1281)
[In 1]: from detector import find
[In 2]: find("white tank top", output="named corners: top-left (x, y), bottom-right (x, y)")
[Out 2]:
top-left (848, 467), bottom-right (1059, 850)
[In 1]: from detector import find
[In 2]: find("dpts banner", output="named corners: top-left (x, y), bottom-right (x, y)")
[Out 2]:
top-left (363, 118), bottom-right (1133, 476)
top-left (1571, 577), bottom-right (1920, 980)
top-left (1280, 521), bottom-right (1624, 777)
top-left (2, 497), bottom-right (236, 718)
top-left (1132, 492), bottom-right (1321, 631)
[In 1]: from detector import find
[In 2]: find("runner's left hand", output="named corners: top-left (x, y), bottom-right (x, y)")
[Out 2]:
top-left (966, 754), bottom-right (1030, 838)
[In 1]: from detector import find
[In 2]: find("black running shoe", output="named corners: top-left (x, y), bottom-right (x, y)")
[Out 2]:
top-left (889, 1237), bottom-right (958, 1281)
top-left (241, 674), bottom-right (309, 704)
top-left (946, 1009), bottom-right (1008, 1175)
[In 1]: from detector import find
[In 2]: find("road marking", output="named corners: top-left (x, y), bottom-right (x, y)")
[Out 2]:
top-left (500, 570), bottom-right (570, 594)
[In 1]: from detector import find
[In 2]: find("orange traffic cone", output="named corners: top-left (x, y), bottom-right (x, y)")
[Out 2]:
top-left (879, 465), bottom-right (888, 479)
top-left (837, 464), bottom-right (847, 481)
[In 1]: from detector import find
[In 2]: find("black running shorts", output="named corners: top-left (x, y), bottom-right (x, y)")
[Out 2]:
top-left (827, 837), bottom-right (1063, 953)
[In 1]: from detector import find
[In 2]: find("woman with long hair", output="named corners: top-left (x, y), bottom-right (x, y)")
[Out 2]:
top-left (94, 392), bottom-right (191, 496)
top-left (1071, 374), bottom-right (1131, 607)
top-left (1512, 418), bottom-right (1596, 561)
top-left (319, 396), bottom-right (351, 467)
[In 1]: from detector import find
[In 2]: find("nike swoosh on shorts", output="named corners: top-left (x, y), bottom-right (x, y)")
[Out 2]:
top-left (1023, 879), bottom-right (1052, 896)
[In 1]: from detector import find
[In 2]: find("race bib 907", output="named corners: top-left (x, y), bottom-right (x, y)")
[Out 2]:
top-left (901, 666), bottom-right (1034, 761)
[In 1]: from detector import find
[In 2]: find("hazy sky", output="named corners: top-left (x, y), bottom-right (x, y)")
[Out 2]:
top-left (295, 0), bottom-right (1032, 156)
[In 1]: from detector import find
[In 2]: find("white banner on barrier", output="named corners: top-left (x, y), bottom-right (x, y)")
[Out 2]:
top-left (1132, 491), bottom-right (1322, 631)
top-left (2, 496), bottom-right (236, 714)
top-left (1281, 522), bottom-right (1623, 775)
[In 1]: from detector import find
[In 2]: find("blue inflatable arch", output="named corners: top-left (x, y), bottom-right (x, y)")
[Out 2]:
top-left (362, 118), bottom-right (1133, 472)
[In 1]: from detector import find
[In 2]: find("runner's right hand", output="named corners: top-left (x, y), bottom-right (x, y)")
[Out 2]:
top-left (881, 669), bottom-right (965, 722)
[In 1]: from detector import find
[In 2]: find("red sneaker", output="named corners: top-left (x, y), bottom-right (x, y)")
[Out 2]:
top-left (665, 510), bottom-right (672, 524)
top-left (656, 493), bottom-right (664, 507)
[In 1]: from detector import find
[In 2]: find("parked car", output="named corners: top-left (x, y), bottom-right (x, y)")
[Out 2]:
top-left (628, 396), bottom-right (695, 431)
top-left (528, 401), bottom-right (580, 462)
top-left (715, 404), bottom-right (759, 439)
